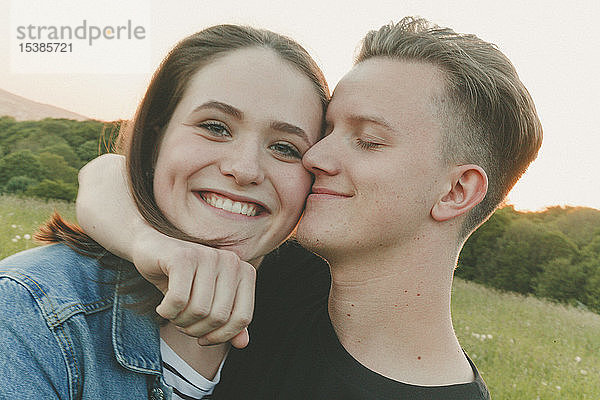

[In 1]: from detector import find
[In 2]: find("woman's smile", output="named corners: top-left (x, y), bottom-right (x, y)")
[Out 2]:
top-left (196, 191), bottom-right (267, 218)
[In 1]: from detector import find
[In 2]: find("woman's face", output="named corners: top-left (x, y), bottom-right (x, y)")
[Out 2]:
top-left (153, 47), bottom-right (323, 264)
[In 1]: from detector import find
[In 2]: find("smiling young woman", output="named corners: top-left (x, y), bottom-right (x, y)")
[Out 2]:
top-left (0, 24), bottom-right (329, 400)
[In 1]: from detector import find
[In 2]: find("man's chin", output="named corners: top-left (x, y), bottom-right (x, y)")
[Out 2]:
top-left (296, 224), bottom-right (327, 253)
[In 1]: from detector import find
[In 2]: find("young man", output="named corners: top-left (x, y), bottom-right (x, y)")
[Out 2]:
top-left (77, 17), bottom-right (541, 399)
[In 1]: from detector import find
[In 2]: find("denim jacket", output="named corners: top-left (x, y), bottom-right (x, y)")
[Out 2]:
top-left (0, 244), bottom-right (172, 400)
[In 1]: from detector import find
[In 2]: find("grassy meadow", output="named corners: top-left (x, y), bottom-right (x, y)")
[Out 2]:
top-left (0, 194), bottom-right (76, 259)
top-left (453, 279), bottom-right (599, 399)
top-left (1, 194), bottom-right (599, 399)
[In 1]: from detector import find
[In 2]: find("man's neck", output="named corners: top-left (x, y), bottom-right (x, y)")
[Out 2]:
top-left (325, 240), bottom-right (474, 386)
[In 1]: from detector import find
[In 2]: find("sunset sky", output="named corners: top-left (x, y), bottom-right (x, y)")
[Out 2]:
top-left (0, 0), bottom-right (598, 212)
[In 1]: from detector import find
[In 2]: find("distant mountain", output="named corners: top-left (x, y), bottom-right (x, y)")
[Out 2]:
top-left (0, 88), bottom-right (88, 121)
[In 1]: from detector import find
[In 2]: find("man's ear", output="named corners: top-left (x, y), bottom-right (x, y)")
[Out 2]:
top-left (431, 165), bottom-right (488, 222)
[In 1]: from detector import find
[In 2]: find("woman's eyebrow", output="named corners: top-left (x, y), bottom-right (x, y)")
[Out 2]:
top-left (192, 101), bottom-right (310, 146)
top-left (192, 100), bottom-right (243, 119)
top-left (270, 121), bottom-right (311, 146)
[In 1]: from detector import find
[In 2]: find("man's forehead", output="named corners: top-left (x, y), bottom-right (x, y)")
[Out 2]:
top-left (337, 58), bottom-right (443, 94)
top-left (328, 58), bottom-right (444, 119)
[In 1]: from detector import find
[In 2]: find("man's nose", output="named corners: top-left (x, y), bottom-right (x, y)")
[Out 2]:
top-left (302, 133), bottom-right (340, 176)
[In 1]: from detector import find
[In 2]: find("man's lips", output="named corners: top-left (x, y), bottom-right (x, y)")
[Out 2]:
top-left (309, 187), bottom-right (353, 198)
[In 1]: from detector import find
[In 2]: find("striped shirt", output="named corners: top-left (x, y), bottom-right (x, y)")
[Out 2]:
top-left (160, 338), bottom-right (226, 400)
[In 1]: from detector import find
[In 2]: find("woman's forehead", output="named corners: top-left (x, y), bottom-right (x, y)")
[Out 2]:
top-left (174, 48), bottom-right (323, 136)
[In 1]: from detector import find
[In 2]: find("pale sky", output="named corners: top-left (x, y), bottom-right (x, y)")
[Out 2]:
top-left (1, 0), bottom-right (599, 211)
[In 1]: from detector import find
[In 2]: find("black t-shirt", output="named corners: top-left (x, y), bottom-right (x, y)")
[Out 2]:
top-left (213, 241), bottom-right (490, 400)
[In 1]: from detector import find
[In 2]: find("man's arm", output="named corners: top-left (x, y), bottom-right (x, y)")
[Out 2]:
top-left (76, 153), bottom-right (140, 259)
top-left (76, 154), bottom-right (254, 348)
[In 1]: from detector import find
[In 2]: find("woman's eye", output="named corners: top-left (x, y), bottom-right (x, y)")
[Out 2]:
top-left (270, 142), bottom-right (302, 159)
top-left (355, 138), bottom-right (384, 151)
top-left (197, 121), bottom-right (230, 138)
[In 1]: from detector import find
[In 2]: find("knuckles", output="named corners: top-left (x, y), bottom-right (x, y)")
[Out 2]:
top-left (241, 262), bottom-right (257, 280)
top-left (218, 252), bottom-right (242, 272)
top-left (235, 315), bottom-right (252, 328)
top-left (188, 305), bottom-right (211, 319)
top-left (206, 310), bottom-right (232, 327)
top-left (166, 292), bottom-right (189, 310)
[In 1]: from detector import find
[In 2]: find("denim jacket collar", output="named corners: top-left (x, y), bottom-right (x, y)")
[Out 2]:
top-left (111, 268), bottom-right (162, 376)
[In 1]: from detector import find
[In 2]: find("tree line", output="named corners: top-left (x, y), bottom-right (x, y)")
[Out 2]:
top-left (0, 116), bottom-right (119, 201)
top-left (459, 205), bottom-right (600, 313)
top-left (1, 116), bottom-right (599, 312)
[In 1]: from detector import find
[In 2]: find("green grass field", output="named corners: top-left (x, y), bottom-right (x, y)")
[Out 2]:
top-left (0, 194), bottom-right (77, 259)
top-left (1, 194), bottom-right (598, 399)
top-left (453, 279), bottom-right (599, 399)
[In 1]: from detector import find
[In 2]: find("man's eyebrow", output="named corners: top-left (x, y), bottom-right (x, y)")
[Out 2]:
top-left (192, 101), bottom-right (243, 119)
top-left (348, 114), bottom-right (396, 132)
top-left (270, 121), bottom-right (311, 146)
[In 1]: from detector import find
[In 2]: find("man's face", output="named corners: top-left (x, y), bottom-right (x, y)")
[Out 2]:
top-left (296, 59), bottom-right (450, 258)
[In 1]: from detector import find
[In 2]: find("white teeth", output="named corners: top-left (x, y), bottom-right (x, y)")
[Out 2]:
top-left (202, 192), bottom-right (259, 216)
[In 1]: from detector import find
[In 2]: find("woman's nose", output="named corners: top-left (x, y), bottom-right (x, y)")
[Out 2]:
top-left (219, 143), bottom-right (265, 186)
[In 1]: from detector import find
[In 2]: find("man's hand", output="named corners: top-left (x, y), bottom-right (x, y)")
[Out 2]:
top-left (77, 154), bottom-right (256, 348)
top-left (131, 231), bottom-right (256, 348)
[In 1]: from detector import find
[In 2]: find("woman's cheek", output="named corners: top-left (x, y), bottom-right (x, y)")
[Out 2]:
top-left (286, 166), bottom-right (313, 211)
top-left (269, 162), bottom-right (313, 230)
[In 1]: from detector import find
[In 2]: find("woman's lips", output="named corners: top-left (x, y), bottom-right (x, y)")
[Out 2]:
top-left (196, 191), bottom-right (267, 217)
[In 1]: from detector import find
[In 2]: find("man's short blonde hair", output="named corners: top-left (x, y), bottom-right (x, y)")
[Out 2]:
top-left (356, 17), bottom-right (543, 236)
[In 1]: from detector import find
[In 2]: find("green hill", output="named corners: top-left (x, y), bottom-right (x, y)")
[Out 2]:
top-left (1, 194), bottom-right (598, 399)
